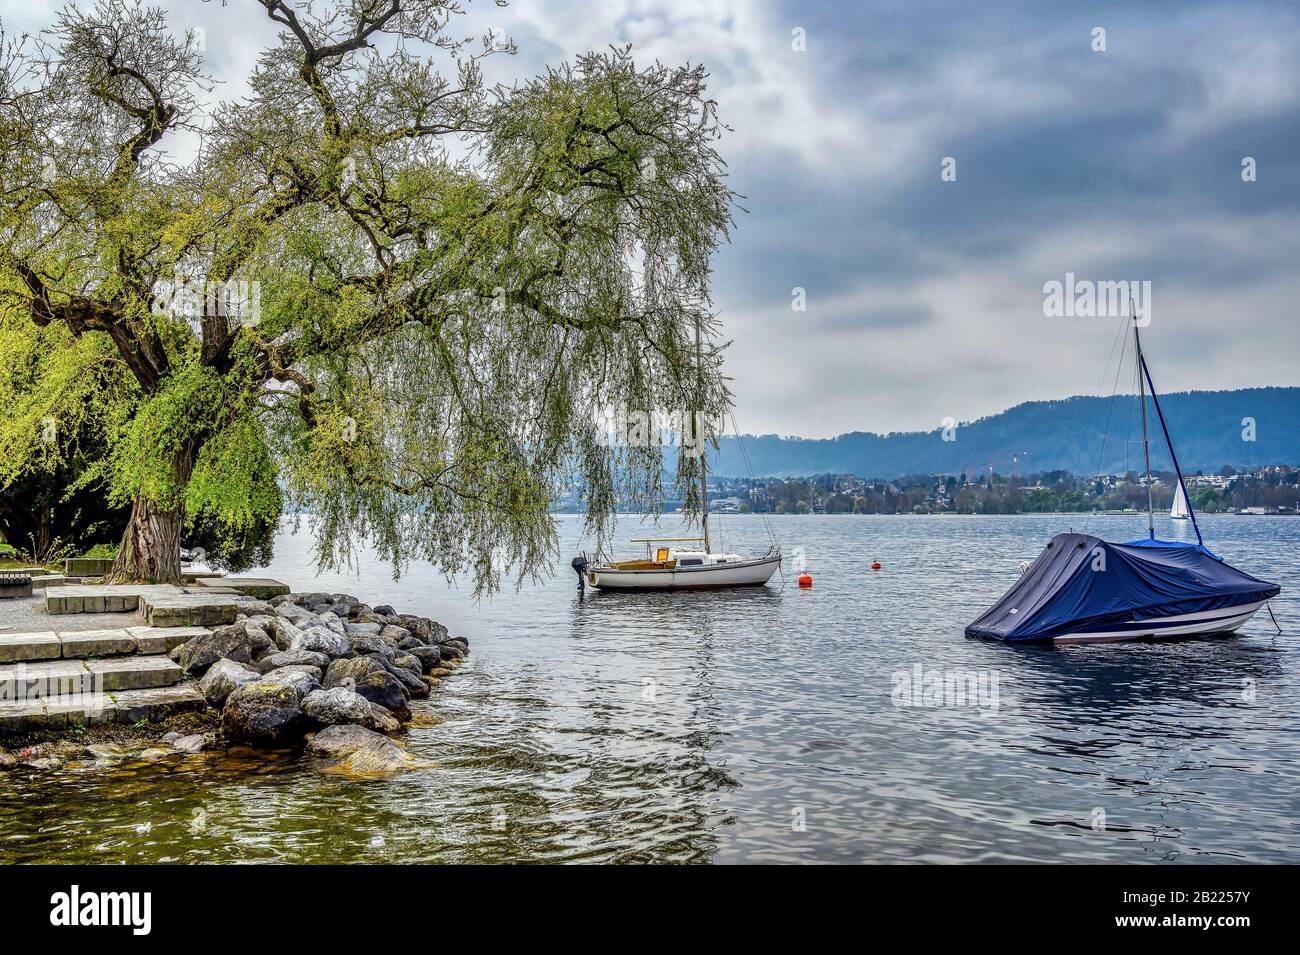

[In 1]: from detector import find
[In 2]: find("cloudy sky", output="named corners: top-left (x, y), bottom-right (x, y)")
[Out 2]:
top-left (11, 0), bottom-right (1298, 437)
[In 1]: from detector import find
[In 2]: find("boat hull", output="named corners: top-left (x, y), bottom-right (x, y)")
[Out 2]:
top-left (588, 555), bottom-right (780, 591)
top-left (1052, 599), bottom-right (1268, 644)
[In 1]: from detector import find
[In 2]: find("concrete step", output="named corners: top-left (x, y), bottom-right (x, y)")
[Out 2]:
top-left (45, 583), bottom-right (241, 627)
top-left (192, 576), bottom-right (290, 599)
top-left (0, 684), bottom-right (204, 732)
top-left (0, 626), bottom-right (207, 663)
top-left (46, 583), bottom-right (178, 615)
top-left (0, 656), bottom-right (183, 700)
top-left (138, 592), bottom-right (240, 627)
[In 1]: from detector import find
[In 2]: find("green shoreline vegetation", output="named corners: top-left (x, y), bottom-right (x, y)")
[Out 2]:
top-left (552, 465), bottom-right (1299, 516)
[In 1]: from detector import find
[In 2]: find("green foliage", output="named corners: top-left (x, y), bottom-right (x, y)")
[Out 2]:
top-left (185, 412), bottom-right (283, 572)
top-left (79, 543), bottom-right (119, 559)
top-left (0, 1), bottom-right (737, 589)
top-left (107, 365), bottom-right (227, 509)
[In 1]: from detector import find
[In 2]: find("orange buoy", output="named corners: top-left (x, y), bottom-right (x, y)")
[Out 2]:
top-left (797, 572), bottom-right (813, 588)
top-left (871, 560), bottom-right (881, 571)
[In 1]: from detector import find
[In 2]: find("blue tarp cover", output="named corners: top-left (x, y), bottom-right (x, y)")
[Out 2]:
top-left (965, 532), bottom-right (1280, 642)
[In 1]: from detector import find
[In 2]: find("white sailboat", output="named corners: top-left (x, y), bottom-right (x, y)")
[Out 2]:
top-left (1170, 482), bottom-right (1190, 520)
top-left (572, 320), bottom-right (781, 592)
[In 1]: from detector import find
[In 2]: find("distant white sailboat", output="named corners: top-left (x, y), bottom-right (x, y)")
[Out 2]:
top-left (1171, 482), bottom-right (1190, 520)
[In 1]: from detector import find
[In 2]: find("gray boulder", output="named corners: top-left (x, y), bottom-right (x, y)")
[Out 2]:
top-left (377, 658), bottom-right (429, 699)
top-left (258, 649), bottom-right (330, 673)
top-left (262, 665), bottom-right (323, 700)
top-left (324, 656), bottom-right (388, 690)
top-left (405, 645), bottom-right (442, 672)
top-left (373, 604), bottom-right (397, 616)
top-left (345, 622), bottom-right (382, 637)
top-left (302, 688), bottom-right (400, 733)
top-left (200, 657), bottom-right (262, 707)
top-left (177, 626), bottom-right (255, 676)
top-left (400, 615), bottom-right (449, 644)
top-left (392, 651), bottom-right (421, 672)
top-left (351, 670), bottom-right (412, 722)
top-left (275, 602), bottom-right (315, 624)
top-left (292, 626), bottom-right (349, 658)
top-left (317, 611), bottom-right (347, 636)
top-left (235, 599), bottom-right (278, 617)
top-left (245, 625), bottom-right (276, 656)
top-left (348, 632), bottom-right (395, 660)
top-left (436, 640), bottom-right (467, 661)
top-left (221, 682), bottom-right (307, 746)
top-left (381, 625), bottom-right (415, 645)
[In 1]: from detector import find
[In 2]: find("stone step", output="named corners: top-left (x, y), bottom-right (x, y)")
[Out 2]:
top-left (65, 557), bottom-right (114, 577)
top-left (0, 626), bottom-right (207, 663)
top-left (46, 583), bottom-right (178, 615)
top-left (0, 656), bottom-right (183, 700)
top-left (0, 684), bottom-right (205, 733)
top-left (192, 576), bottom-right (290, 599)
top-left (127, 625), bottom-right (211, 655)
top-left (138, 592), bottom-right (240, 627)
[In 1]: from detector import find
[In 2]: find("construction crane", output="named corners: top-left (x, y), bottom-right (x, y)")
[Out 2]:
top-left (970, 451), bottom-right (1029, 484)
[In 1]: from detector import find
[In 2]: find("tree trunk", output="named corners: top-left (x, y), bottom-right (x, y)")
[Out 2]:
top-left (108, 495), bottom-right (184, 583)
top-left (107, 443), bottom-right (199, 584)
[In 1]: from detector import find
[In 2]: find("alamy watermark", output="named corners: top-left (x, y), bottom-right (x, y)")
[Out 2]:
top-left (0, 663), bottom-right (106, 715)
top-left (595, 405), bottom-right (707, 458)
top-left (152, 273), bottom-right (261, 331)
top-left (1042, 273), bottom-right (1150, 326)
top-left (891, 663), bottom-right (1001, 714)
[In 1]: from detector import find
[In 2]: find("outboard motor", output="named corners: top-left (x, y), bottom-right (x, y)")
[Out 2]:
top-left (571, 553), bottom-right (589, 592)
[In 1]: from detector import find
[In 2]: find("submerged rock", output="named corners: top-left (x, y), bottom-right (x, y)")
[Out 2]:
top-left (306, 724), bottom-right (419, 778)
top-left (171, 734), bottom-right (210, 754)
top-left (221, 681), bottom-right (308, 746)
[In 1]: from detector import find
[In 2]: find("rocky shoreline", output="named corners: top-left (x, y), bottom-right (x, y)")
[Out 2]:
top-left (0, 590), bottom-right (468, 777)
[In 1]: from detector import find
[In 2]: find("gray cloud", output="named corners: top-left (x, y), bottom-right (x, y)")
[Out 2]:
top-left (10, 0), bottom-right (1296, 438)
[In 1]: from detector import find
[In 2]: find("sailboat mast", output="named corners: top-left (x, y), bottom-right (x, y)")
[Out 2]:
top-left (1133, 319), bottom-right (1155, 539)
top-left (695, 317), bottom-right (711, 553)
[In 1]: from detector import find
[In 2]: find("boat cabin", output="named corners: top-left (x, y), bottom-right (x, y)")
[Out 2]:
top-left (613, 538), bottom-right (743, 569)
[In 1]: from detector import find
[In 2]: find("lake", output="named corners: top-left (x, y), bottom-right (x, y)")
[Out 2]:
top-left (1, 513), bottom-right (1296, 863)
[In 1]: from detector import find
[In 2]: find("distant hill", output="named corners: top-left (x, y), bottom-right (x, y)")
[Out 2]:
top-left (711, 387), bottom-right (1299, 479)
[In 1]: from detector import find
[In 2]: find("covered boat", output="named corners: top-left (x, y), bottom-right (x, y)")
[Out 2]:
top-left (966, 317), bottom-right (1280, 644)
top-left (964, 533), bottom-right (1280, 643)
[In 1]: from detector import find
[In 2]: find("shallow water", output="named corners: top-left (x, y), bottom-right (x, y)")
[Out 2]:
top-left (1, 513), bottom-right (1296, 863)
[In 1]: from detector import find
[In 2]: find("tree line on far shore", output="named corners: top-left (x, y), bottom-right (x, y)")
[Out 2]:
top-left (699, 467), bottom-right (1300, 516)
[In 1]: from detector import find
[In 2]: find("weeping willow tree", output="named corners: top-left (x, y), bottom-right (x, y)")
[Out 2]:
top-left (0, 0), bottom-right (733, 587)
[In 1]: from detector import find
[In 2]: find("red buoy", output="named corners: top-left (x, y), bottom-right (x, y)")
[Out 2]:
top-left (871, 560), bottom-right (881, 571)
top-left (798, 572), bottom-right (813, 588)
